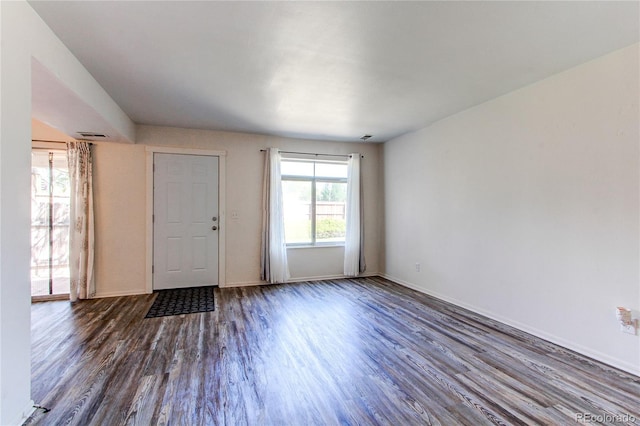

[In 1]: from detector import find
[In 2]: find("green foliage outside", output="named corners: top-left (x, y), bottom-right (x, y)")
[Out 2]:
top-left (317, 183), bottom-right (346, 202)
top-left (316, 218), bottom-right (346, 240)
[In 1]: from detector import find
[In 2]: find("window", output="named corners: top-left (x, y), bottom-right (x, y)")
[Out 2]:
top-left (281, 159), bottom-right (348, 246)
top-left (31, 149), bottom-right (70, 298)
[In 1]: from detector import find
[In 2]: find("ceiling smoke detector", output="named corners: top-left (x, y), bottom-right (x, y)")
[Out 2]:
top-left (360, 135), bottom-right (372, 142)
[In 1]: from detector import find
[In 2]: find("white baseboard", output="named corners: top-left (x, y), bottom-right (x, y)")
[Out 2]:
top-left (220, 280), bottom-right (263, 288)
top-left (222, 272), bottom-right (379, 288)
top-left (381, 273), bottom-right (640, 377)
top-left (92, 289), bottom-right (148, 298)
top-left (289, 271), bottom-right (379, 283)
top-left (13, 400), bottom-right (35, 426)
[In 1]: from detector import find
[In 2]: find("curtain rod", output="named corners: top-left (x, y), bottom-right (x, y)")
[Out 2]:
top-left (32, 139), bottom-right (93, 145)
top-left (260, 149), bottom-right (363, 159)
top-left (32, 139), bottom-right (67, 144)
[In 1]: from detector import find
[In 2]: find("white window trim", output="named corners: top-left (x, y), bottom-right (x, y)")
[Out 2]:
top-left (281, 158), bottom-right (348, 248)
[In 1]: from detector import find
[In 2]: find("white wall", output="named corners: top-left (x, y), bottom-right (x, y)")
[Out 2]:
top-left (92, 143), bottom-right (147, 296)
top-left (0, 1), bottom-right (135, 423)
top-left (384, 44), bottom-right (640, 374)
top-left (91, 125), bottom-right (383, 296)
top-left (32, 118), bottom-right (72, 142)
top-left (0, 3), bottom-right (33, 422)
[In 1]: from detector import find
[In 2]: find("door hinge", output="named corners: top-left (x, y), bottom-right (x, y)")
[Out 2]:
top-left (152, 214), bottom-right (155, 223)
top-left (152, 265), bottom-right (154, 273)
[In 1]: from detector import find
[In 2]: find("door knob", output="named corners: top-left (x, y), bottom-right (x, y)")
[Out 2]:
top-left (212, 216), bottom-right (217, 221)
top-left (212, 226), bottom-right (218, 231)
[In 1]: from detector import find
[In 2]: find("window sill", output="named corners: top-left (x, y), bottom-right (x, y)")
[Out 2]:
top-left (287, 244), bottom-right (345, 249)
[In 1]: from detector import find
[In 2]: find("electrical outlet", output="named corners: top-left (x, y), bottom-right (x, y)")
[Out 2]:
top-left (415, 263), bottom-right (421, 272)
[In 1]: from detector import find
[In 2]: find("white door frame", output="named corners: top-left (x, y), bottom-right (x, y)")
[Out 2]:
top-left (145, 146), bottom-right (226, 293)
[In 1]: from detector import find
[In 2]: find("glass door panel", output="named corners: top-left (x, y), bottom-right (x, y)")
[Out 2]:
top-left (31, 150), bottom-right (70, 297)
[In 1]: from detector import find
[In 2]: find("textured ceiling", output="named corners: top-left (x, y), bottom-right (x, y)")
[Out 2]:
top-left (29, 1), bottom-right (639, 143)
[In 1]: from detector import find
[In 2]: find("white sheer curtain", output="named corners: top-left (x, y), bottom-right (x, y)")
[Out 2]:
top-left (260, 148), bottom-right (290, 283)
top-left (344, 153), bottom-right (365, 276)
top-left (67, 142), bottom-right (95, 301)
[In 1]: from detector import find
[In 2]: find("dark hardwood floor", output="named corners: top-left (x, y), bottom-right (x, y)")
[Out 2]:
top-left (27, 277), bottom-right (639, 425)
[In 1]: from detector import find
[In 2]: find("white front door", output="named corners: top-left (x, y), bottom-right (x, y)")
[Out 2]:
top-left (153, 153), bottom-right (219, 290)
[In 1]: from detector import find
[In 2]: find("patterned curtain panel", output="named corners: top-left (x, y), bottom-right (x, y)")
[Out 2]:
top-left (67, 142), bottom-right (95, 301)
top-left (260, 148), bottom-right (290, 283)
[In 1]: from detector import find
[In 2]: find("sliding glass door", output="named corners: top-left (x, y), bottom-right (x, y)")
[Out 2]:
top-left (31, 150), bottom-right (70, 298)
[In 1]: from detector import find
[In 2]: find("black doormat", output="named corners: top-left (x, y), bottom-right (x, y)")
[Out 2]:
top-left (145, 286), bottom-right (215, 318)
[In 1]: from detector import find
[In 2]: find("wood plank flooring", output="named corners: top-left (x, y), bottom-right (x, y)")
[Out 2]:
top-left (27, 277), bottom-right (640, 425)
